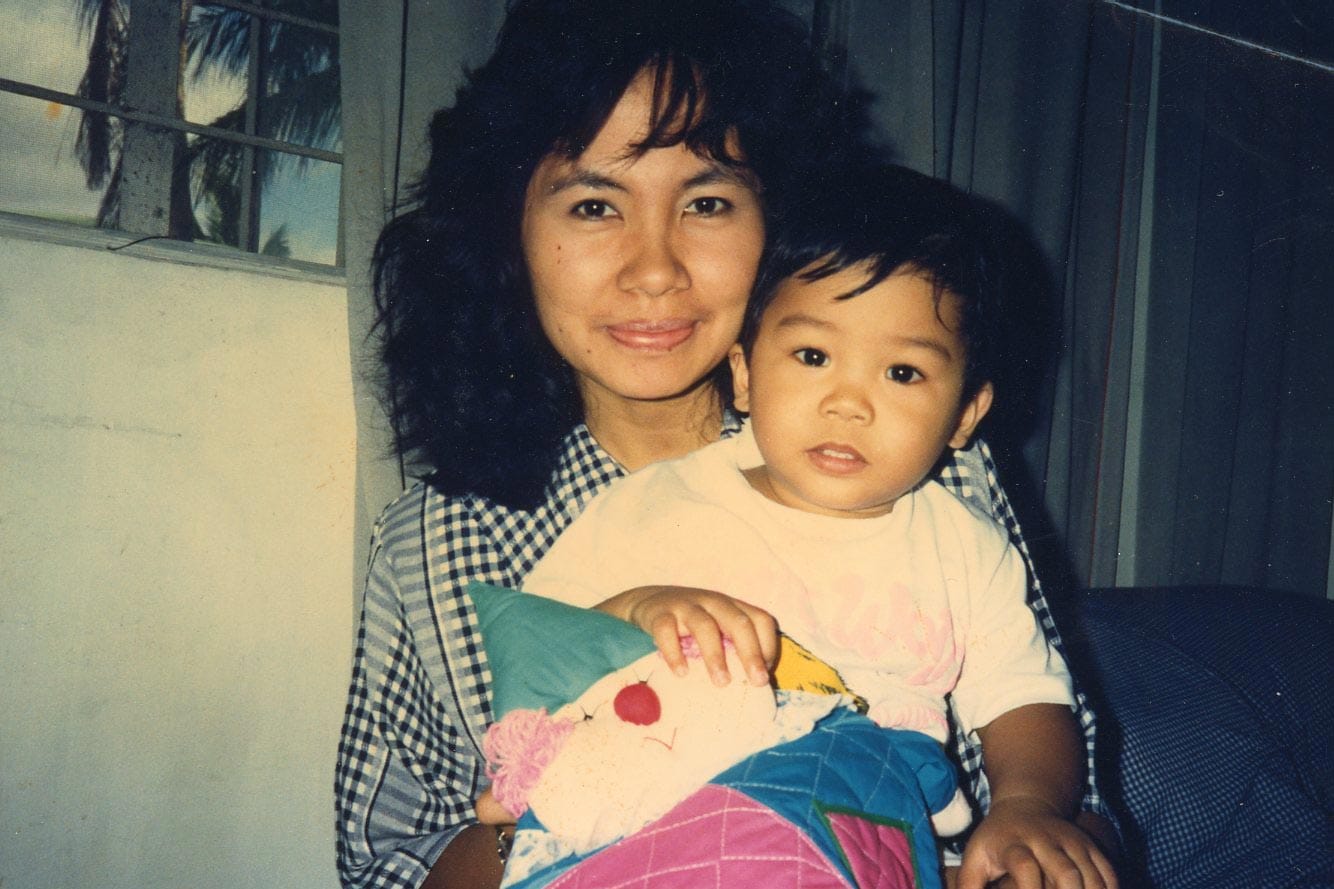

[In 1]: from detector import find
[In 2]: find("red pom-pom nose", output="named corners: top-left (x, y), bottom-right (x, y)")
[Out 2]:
top-left (613, 680), bottom-right (661, 725)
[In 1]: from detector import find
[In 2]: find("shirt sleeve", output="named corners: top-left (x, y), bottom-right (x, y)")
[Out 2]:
top-left (948, 529), bottom-right (1074, 734)
top-left (941, 439), bottom-right (1112, 823)
top-left (334, 502), bottom-right (484, 889)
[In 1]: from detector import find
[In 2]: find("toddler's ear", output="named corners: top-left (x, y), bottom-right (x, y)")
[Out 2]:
top-left (948, 382), bottom-right (993, 449)
top-left (728, 344), bottom-right (751, 413)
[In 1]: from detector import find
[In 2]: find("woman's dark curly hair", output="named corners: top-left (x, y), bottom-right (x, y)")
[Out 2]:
top-left (374, 0), bottom-right (866, 510)
top-left (745, 164), bottom-right (1043, 408)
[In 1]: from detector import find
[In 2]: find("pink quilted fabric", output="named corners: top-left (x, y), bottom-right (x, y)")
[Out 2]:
top-left (547, 785), bottom-right (852, 888)
top-left (826, 812), bottom-right (916, 889)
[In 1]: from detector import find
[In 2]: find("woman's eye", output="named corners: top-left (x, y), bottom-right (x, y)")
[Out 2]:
top-left (572, 199), bottom-right (614, 219)
top-left (686, 196), bottom-right (731, 216)
top-left (794, 348), bottom-right (829, 367)
top-left (887, 364), bottom-right (923, 383)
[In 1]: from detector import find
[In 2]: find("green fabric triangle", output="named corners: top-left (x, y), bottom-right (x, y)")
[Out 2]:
top-left (467, 581), bottom-right (657, 717)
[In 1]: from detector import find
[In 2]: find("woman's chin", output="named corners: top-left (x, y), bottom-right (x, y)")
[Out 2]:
top-left (582, 363), bottom-right (724, 409)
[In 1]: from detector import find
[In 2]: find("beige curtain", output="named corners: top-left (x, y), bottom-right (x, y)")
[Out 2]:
top-left (338, 0), bottom-right (505, 590)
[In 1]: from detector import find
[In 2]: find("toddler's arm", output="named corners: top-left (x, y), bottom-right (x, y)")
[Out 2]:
top-left (596, 585), bottom-right (777, 687)
top-left (957, 703), bottom-right (1117, 889)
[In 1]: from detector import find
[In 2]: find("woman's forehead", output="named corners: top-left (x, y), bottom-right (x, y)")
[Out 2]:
top-left (555, 65), bottom-right (749, 165)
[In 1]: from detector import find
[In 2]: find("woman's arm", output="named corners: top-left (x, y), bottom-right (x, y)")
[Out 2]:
top-left (334, 491), bottom-right (496, 889)
top-left (419, 825), bottom-right (506, 889)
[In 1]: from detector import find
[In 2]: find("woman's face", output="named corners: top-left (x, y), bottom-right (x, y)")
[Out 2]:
top-left (521, 70), bottom-right (765, 413)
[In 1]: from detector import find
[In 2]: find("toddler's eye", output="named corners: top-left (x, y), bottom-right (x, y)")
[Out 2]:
top-left (572, 199), bottom-right (614, 219)
top-left (794, 348), bottom-right (829, 367)
top-left (686, 196), bottom-right (731, 216)
top-left (887, 364), bottom-right (923, 383)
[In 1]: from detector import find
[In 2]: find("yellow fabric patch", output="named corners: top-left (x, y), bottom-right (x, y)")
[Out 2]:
top-left (772, 635), bottom-right (868, 713)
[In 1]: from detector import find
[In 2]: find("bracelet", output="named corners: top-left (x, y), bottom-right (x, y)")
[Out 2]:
top-left (495, 825), bottom-right (514, 863)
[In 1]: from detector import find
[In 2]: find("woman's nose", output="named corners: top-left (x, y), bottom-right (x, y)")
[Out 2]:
top-left (617, 228), bottom-right (689, 297)
top-left (820, 384), bottom-right (873, 424)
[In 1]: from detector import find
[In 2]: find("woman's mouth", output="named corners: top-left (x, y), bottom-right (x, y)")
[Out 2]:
top-left (806, 443), bottom-right (867, 475)
top-left (606, 320), bottom-right (697, 352)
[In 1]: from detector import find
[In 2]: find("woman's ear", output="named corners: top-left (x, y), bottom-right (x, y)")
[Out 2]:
top-left (948, 381), bottom-right (993, 449)
top-left (728, 344), bottom-right (751, 413)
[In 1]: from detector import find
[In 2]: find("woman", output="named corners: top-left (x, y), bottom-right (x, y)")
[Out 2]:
top-left (334, 2), bottom-right (1113, 887)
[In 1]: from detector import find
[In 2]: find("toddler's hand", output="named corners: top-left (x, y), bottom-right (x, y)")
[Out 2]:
top-left (603, 585), bottom-right (776, 687)
top-left (957, 796), bottom-right (1117, 889)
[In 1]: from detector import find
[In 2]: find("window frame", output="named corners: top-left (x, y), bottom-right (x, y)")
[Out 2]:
top-left (0, 0), bottom-right (342, 268)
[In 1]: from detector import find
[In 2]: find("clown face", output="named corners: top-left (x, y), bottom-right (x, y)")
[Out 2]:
top-left (528, 647), bottom-right (779, 853)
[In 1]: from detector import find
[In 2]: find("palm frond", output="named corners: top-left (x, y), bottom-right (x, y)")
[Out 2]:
top-left (259, 64), bottom-right (341, 152)
top-left (74, 0), bottom-right (128, 188)
top-left (260, 223), bottom-right (292, 258)
top-left (185, 5), bottom-right (251, 80)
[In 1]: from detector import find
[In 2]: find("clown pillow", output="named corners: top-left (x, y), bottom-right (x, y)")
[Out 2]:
top-left (468, 582), bottom-right (971, 889)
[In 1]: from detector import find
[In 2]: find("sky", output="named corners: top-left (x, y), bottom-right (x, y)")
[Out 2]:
top-left (0, 0), bottom-right (339, 265)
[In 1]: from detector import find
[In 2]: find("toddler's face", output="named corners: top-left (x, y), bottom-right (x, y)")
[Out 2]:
top-left (730, 264), bottom-right (992, 518)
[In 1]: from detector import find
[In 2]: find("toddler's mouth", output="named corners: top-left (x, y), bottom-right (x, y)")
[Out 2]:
top-left (806, 443), bottom-right (867, 474)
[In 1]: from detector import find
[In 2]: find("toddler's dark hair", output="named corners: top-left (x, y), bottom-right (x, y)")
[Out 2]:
top-left (745, 164), bottom-right (1023, 401)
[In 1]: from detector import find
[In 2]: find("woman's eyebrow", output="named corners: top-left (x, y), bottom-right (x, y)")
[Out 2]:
top-left (543, 169), bottom-right (625, 195)
top-left (541, 160), bottom-right (754, 196)
top-left (684, 165), bottom-right (754, 190)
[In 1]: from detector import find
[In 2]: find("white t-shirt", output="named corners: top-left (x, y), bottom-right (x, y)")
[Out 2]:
top-left (524, 426), bottom-right (1073, 743)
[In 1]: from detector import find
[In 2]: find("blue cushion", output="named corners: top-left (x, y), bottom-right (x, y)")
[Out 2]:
top-left (1066, 586), bottom-right (1333, 889)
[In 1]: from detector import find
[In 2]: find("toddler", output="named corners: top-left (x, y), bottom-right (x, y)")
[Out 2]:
top-left (524, 164), bottom-right (1115, 889)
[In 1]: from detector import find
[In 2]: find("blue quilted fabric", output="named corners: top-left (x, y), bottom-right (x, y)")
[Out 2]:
top-left (715, 711), bottom-right (955, 889)
top-left (506, 709), bottom-right (956, 888)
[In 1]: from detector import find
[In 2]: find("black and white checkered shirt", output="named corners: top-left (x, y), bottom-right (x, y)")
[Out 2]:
top-left (333, 421), bottom-right (1108, 887)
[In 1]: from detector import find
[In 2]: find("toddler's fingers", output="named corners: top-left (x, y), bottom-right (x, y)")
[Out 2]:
top-left (997, 844), bottom-right (1047, 889)
top-left (719, 607), bottom-right (775, 686)
top-left (647, 613), bottom-right (690, 676)
top-left (678, 610), bottom-right (733, 685)
top-left (1091, 848), bottom-right (1118, 889)
top-left (1070, 842), bottom-right (1115, 889)
top-left (738, 605), bottom-right (780, 667)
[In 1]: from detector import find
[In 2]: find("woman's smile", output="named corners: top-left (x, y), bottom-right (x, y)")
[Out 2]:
top-left (521, 69), bottom-right (764, 410)
top-left (605, 319), bottom-right (699, 352)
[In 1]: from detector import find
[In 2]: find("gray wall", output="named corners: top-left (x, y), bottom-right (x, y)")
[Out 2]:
top-left (0, 220), bottom-right (356, 889)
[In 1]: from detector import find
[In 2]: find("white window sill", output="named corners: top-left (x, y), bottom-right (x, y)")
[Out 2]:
top-left (0, 211), bottom-right (346, 286)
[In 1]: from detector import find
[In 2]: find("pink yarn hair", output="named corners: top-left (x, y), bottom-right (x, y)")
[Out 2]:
top-left (483, 708), bottom-right (575, 817)
top-left (678, 635), bottom-right (729, 659)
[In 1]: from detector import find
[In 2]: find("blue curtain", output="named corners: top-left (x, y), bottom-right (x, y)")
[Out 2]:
top-left (834, 0), bottom-right (1334, 598)
top-left (340, 0), bottom-right (1334, 599)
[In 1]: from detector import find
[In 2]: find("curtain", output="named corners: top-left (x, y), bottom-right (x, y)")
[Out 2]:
top-left (839, 0), bottom-right (1334, 598)
top-left (338, 0), bottom-right (505, 588)
top-left (337, 0), bottom-right (1333, 599)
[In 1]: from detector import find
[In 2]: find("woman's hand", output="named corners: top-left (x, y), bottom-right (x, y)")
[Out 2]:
top-left (474, 787), bottom-right (515, 826)
top-left (420, 792), bottom-right (516, 889)
top-left (597, 585), bottom-right (777, 687)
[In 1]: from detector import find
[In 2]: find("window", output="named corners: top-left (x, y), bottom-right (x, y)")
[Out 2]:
top-left (0, 0), bottom-right (341, 266)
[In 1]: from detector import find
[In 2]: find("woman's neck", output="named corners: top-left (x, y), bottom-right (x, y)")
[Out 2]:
top-left (581, 384), bottom-right (724, 472)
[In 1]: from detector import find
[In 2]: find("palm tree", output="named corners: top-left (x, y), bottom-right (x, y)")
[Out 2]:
top-left (73, 0), bottom-right (340, 250)
top-left (73, 0), bottom-right (129, 228)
